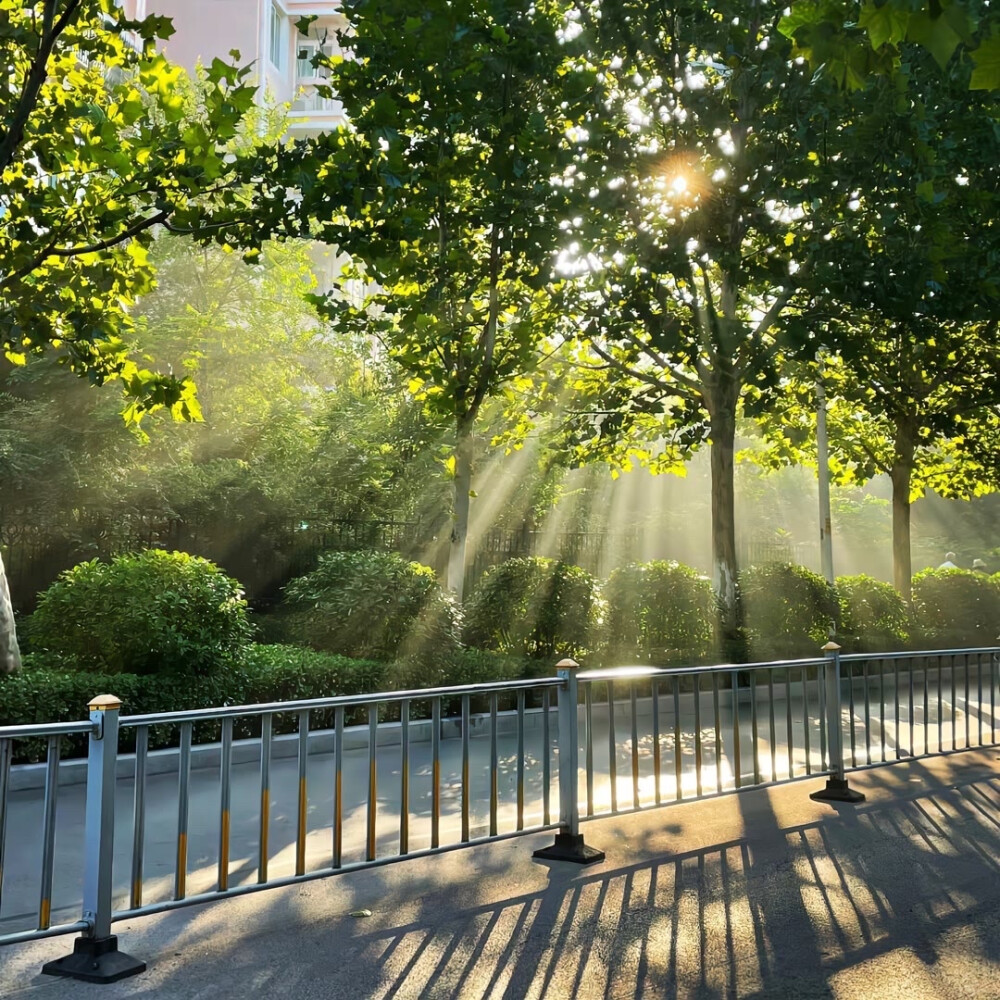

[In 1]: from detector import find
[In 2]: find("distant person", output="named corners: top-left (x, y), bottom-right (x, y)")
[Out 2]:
top-left (938, 552), bottom-right (959, 569)
top-left (973, 558), bottom-right (989, 573)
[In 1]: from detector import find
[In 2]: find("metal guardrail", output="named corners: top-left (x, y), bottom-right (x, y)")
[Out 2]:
top-left (0, 646), bottom-right (997, 982)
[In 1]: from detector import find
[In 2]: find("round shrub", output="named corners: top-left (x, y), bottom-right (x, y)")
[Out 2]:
top-left (463, 557), bottom-right (602, 659)
top-left (912, 569), bottom-right (1000, 649)
top-left (601, 561), bottom-right (714, 666)
top-left (26, 550), bottom-right (253, 676)
top-left (281, 550), bottom-right (460, 662)
top-left (836, 575), bottom-right (910, 652)
top-left (741, 563), bottom-right (837, 660)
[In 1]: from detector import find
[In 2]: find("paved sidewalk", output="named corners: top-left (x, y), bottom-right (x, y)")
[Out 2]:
top-left (2, 750), bottom-right (999, 999)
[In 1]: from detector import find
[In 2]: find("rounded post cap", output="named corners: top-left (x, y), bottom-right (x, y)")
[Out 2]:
top-left (88, 693), bottom-right (122, 712)
top-left (556, 658), bottom-right (580, 670)
top-left (821, 642), bottom-right (842, 653)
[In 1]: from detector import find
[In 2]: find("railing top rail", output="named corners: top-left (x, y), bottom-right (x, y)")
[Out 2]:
top-left (120, 676), bottom-right (564, 728)
top-left (840, 646), bottom-right (1000, 662)
top-left (580, 658), bottom-right (828, 683)
top-left (0, 719), bottom-right (97, 740)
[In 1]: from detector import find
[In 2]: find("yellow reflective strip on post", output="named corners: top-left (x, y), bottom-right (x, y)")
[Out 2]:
top-left (260, 790), bottom-right (269, 880)
top-left (39, 898), bottom-right (50, 930)
top-left (296, 777), bottom-right (307, 876)
top-left (220, 810), bottom-right (230, 891)
top-left (176, 833), bottom-right (187, 899)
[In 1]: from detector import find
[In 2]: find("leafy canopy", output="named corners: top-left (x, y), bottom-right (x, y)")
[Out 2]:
top-left (0, 0), bottom-right (258, 419)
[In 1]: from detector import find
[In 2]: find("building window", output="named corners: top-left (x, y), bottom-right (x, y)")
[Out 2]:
top-left (269, 4), bottom-right (285, 69)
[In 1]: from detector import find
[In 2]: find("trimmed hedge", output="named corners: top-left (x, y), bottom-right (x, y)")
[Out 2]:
top-left (0, 645), bottom-right (539, 763)
top-left (463, 557), bottom-right (603, 659)
top-left (836, 575), bottom-right (910, 653)
top-left (911, 569), bottom-right (1000, 649)
top-left (601, 561), bottom-right (714, 666)
top-left (741, 563), bottom-right (838, 660)
top-left (281, 550), bottom-right (460, 663)
top-left (26, 550), bottom-right (253, 676)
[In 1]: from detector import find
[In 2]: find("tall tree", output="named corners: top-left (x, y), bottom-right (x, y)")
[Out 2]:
top-left (759, 41), bottom-right (1000, 599)
top-left (264, 0), bottom-right (597, 598)
top-left (0, 0), bottom-right (259, 667)
top-left (559, 0), bottom-right (846, 650)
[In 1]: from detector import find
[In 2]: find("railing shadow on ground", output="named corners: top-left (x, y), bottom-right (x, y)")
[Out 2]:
top-left (17, 753), bottom-right (994, 1000)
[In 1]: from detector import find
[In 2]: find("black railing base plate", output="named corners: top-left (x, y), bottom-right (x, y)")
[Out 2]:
top-left (42, 935), bottom-right (146, 984)
top-left (810, 776), bottom-right (866, 804)
top-left (533, 832), bottom-right (605, 865)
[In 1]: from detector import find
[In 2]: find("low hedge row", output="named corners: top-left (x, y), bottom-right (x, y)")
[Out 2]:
top-left (0, 644), bottom-right (536, 763)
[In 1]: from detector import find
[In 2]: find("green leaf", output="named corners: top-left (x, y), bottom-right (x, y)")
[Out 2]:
top-left (906, 11), bottom-right (962, 70)
top-left (970, 33), bottom-right (1000, 91)
top-left (858, 0), bottom-right (909, 51)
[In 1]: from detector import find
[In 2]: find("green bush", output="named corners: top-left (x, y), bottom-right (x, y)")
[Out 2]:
top-left (911, 569), bottom-right (1000, 649)
top-left (0, 644), bottom-right (540, 762)
top-left (600, 561), bottom-right (714, 666)
top-left (26, 550), bottom-right (253, 676)
top-left (281, 550), bottom-right (460, 662)
top-left (836, 575), bottom-right (910, 652)
top-left (463, 557), bottom-right (602, 659)
top-left (741, 563), bottom-right (838, 660)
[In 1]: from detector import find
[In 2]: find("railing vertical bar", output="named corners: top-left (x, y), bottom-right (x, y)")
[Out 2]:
top-left (367, 705), bottom-right (378, 861)
top-left (334, 706), bottom-right (344, 868)
top-left (732, 671), bottom-right (742, 789)
top-left (630, 683), bottom-right (640, 809)
top-left (766, 670), bottom-right (777, 783)
top-left (516, 691), bottom-right (525, 832)
top-left (818, 663), bottom-right (827, 770)
top-left (951, 655), bottom-right (958, 751)
top-left (922, 656), bottom-right (929, 756)
top-left (218, 717), bottom-right (233, 892)
top-left (175, 722), bottom-right (192, 900)
top-left (430, 700), bottom-right (440, 850)
top-left (847, 660), bottom-right (857, 768)
top-left (750, 673), bottom-right (760, 785)
top-left (862, 659), bottom-right (872, 765)
top-left (489, 694), bottom-right (499, 837)
top-left (879, 659), bottom-right (887, 763)
top-left (802, 666), bottom-right (812, 776)
top-left (0, 738), bottom-right (11, 914)
top-left (935, 655), bottom-right (943, 754)
top-left (785, 670), bottom-right (795, 780)
top-left (892, 660), bottom-right (903, 760)
top-left (652, 679), bottom-right (662, 805)
top-left (992, 653), bottom-right (997, 745)
top-left (693, 675), bottom-right (703, 797)
top-left (585, 683), bottom-right (594, 817)
top-left (977, 653), bottom-right (984, 746)
top-left (908, 660), bottom-right (915, 756)
top-left (964, 653), bottom-right (971, 749)
top-left (461, 695), bottom-right (470, 842)
top-left (129, 725), bottom-right (148, 909)
top-left (258, 713), bottom-right (272, 883)
top-left (712, 672), bottom-right (723, 794)
top-left (608, 682), bottom-right (618, 813)
top-left (541, 689), bottom-right (551, 826)
top-left (296, 710), bottom-right (309, 877)
top-left (673, 677), bottom-right (682, 801)
top-left (400, 699), bottom-right (410, 854)
top-left (37, 735), bottom-right (60, 930)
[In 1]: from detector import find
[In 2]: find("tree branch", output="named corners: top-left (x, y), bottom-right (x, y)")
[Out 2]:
top-left (0, 0), bottom-right (85, 173)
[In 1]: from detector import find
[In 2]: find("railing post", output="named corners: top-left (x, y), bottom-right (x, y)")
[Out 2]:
top-left (43, 694), bottom-right (146, 983)
top-left (810, 644), bottom-right (866, 804)
top-left (533, 659), bottom-right (605, 865)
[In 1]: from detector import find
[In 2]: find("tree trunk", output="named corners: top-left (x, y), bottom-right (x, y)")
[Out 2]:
top-left (890, 423), bottom-right (917, 603)
top-left (0, 550), bottom-right (22, 673)
top-left (446, 422), bottom-right (474, 601)
top-left (706, 384), bottom-right (742, 658)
